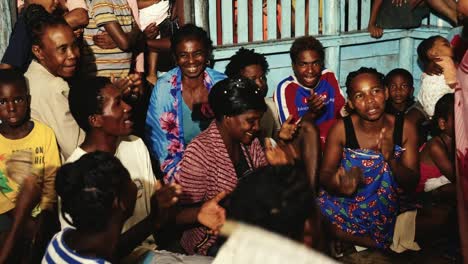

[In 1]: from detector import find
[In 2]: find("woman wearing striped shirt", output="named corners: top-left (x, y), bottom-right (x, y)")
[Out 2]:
top-left (175, 77), bottom-right (295, 256)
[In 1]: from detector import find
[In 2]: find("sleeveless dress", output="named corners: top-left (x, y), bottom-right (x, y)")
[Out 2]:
top-left (317, 115), bottom-right (404, 248)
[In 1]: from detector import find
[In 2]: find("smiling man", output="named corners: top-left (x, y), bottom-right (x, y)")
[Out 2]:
top-left (274, 36), bottom-right (345, 146)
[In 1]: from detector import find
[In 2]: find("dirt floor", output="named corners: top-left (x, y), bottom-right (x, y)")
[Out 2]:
top-left (338, 242), bottom-right (461, 264)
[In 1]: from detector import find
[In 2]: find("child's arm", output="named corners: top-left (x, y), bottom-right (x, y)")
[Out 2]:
top-left (64, 8), bottom-right (89, 29)
top-left (429, 138), bottom-right (455, 182)
top-left (368, 0), bottom-right (384, 38)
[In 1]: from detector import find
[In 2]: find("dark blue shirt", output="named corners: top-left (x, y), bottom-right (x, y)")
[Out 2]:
top-left (1, 15), bottom-right (32, 73)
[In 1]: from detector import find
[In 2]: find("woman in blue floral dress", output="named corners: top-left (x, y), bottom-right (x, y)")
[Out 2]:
top-left (145, 24), bottom-right (225, 183)
top-left (317, 67), bottom-right (420, 249)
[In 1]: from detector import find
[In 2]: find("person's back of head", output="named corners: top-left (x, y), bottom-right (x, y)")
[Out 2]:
top-left (55, 151), bottom-right (133, 232)
top-left (226, 165), bottom-right (315, 242)
top-left (225, 48), bottom-right (269, 78)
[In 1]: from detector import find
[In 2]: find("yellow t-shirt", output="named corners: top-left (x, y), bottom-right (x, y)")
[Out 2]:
top-left (0, 120), bottom-right (61, 214)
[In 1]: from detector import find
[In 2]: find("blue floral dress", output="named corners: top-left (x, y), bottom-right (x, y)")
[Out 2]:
top-left (145, 67), bottom-right (226, 183)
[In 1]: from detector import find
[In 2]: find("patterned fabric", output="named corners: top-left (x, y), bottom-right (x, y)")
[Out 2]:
top-left (145, 67), bottom-right (226, 183)
top-left (81, 0), bottom-right (134, 78)
top-left (274, 70), bottom-right (345, 146)
top-left (176, 121), bottom-right (267, 255)
top-left (317, 146), bottom-right (403, 249)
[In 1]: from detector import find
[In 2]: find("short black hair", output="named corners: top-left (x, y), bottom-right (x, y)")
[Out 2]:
top-left (25, 4), bottom-right (69, 48)
top-left (171, 24), bottom-right (213, 58)
top-left (56, 151), bottom-right (131, 232)
top-left (0, 69), bottom-right (28, 94)
top-left (345, 67), bottom-right (385, 97)
top-left (432, 93), bottom-right (454, 136)
top-left (417, 35), bottom-right (446, 67)
top-left (226, 165), bottom-right (316, 241)
top-left (225, 48), bottom-right (269, 78)
top-left (290, 36), bottom-right (325, 64)
top-left (384, 68), bottom-right (414, 88)
top-left (208, 77), bottom-right (267, 121)
top-left (69, 77), bottom-right (111, 132)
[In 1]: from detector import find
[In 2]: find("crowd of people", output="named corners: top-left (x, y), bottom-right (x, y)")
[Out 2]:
top-left (0, 0), bottom-right (467, 263)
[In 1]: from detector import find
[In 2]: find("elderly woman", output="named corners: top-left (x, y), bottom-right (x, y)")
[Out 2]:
top-left (145, 24), bottom-right (225, 183)
top-left (23, 7), bottom-right (84, 160)
top-left (175, 77), bottom-right (293, 256)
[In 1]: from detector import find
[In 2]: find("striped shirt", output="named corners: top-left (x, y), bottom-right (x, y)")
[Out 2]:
top-left (274, 70), bottom-right (345, 147)
top-left (81, 0), bottom-right (134, 78)
top-left (176, 121), bottom-right (267, 255)
top-left (42, 228), bottom-right (111, 264)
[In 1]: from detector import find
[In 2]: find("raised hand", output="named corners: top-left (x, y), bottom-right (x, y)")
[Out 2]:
top-left (278, 115), bottom-right (300, 141)
top-left (143, 23), bottom-right (159, 39)
top-left (93, 32), bottom-right (117, 49)
top-left (376, 127), bottom-right (394, 161)
top-left (264, 138), bottom-right (298, 165)
top-left (435, 56), bottom-right (457, 86)
top-left (425, 59), bottom-right (443, 76)
top-left (111, 73), bottom-right (144, 99)
top-left (335, 166), bottom-right (363, 196)
top-left (198, 191), bottom-right (227, 234)
top-left (306, 92), bottom-right (325, 119)
top-left (368, 24), bottom-right (383, 39)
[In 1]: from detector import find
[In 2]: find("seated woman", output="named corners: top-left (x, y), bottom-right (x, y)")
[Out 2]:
top-left (317, 67), bottom-right (419, 249)
top-left (176, 77), bottom-right (295, 255)
top-left (418, 94), bottom-right (455, 197)
top-left (44, 152), bottom-right (137, 263)
top-left (145, 24), bottom-right (226, 183)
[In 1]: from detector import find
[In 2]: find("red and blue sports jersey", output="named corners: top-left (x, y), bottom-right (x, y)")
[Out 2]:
top-left (274, 69), bottom-right (345, 145)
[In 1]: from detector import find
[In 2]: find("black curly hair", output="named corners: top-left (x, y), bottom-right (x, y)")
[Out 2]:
top-left (55, 151), bottom-right (131, 231)
top-left (25, 4), bottom-right (69, 47)
top-left (0, 69), bottom-right (28, 94)
top-left (226, 165), bottom-right (316, 242)
top-left (290, 36), bottom-right (325, 64)
top-left (170, 24), bottom-right (213, 58)
top-left (208, 77), bottom-right (267, 121)
top-left (345, 67), bottom-right (385, 97)
top-left (225, 48), bottom-right (269, 78)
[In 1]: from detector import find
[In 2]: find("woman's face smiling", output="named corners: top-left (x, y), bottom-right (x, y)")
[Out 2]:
top-left (348, 73), bottom-right (388, 121)
top-left (226, 110), bottom-right (263, 145)
top-left (34, 24), bottom-right (79, 78)
top-left (175, 38), bottom-right (208, 79)
top-left (97, 84), bottom-right (133, 136)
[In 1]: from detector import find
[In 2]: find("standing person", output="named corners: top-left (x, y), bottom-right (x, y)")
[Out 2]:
top-left (0, 69), bottom-right (61, 263)
top-left (176, 77), bottom-right (296, 256)
top-left (317, 67), bottom-right (419, 249)
top-left (274, 36), bottom-right (345, 147)
top-left (145, 24), bottom-right (226, 183)
top-left (24, 9), bottom-right (84, 160)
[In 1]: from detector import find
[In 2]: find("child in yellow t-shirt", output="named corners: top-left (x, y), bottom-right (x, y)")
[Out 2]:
top-left (0, 69), bottom-right (61, 262)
